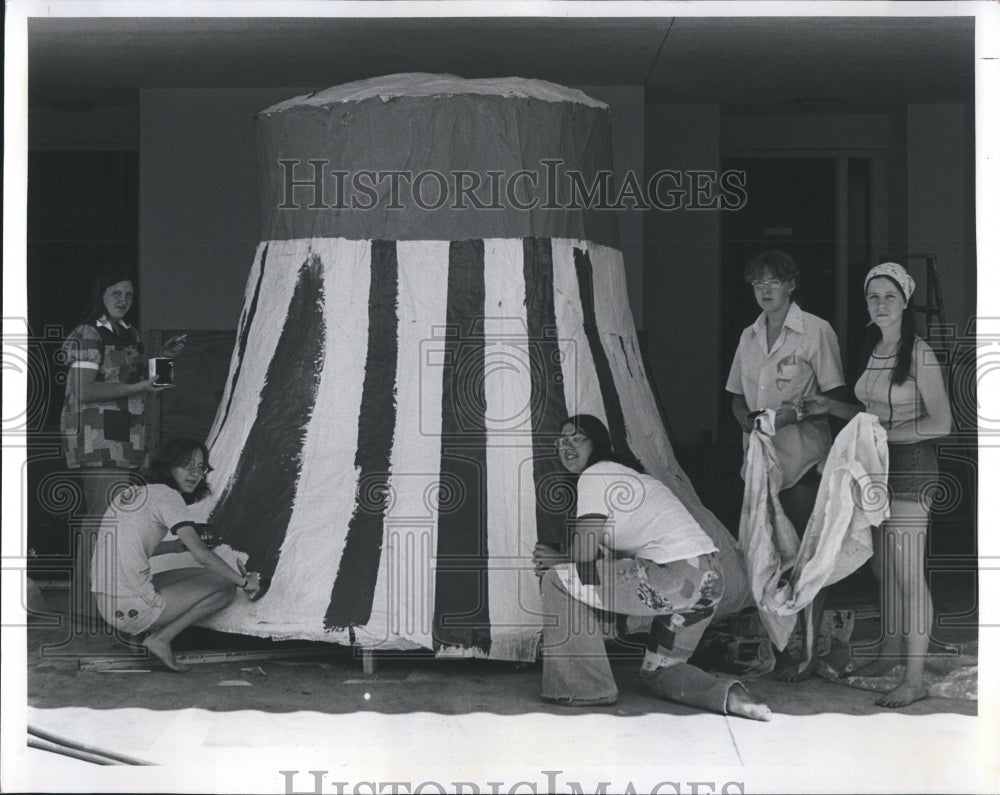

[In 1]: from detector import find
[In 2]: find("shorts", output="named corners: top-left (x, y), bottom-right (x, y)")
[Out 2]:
top-left (887, 440), bottom-right (939, 509)
top-left (94, 590), bottom-right (165, 635)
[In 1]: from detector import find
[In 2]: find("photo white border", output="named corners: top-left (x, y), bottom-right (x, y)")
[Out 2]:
top-left (3, 2), bottom-right (998, 793)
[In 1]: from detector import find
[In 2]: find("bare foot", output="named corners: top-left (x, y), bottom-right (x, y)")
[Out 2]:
top-left (876, 683), bottom-right (927, 708)
top-left (726, 686), bottom-right (772, 721)
top-left (144, 635), bottom-right (189, 672)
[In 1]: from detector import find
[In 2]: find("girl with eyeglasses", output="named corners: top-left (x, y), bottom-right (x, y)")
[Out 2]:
top-left (532, 414), bottom-right (771, 720)
top-left (802, 263), bottom-right (952, 707)
top-left (90, 436), bottom-right (260, 671)
top-left (725, 249), bottom-right (849, 681)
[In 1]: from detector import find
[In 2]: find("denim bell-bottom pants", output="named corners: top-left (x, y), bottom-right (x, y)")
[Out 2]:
top-left (540, 552), bottom-right (745, 712)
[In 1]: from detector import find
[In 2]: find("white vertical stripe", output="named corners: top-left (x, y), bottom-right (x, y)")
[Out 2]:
top-left (550, 238), bottom-right (604, 423)
top-left (482, 238), bottom-right (543, 661)
top-left (355, 240), bottom-right (451, 650)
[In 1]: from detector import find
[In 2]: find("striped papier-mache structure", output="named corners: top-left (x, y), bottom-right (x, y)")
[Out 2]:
top-left (185, 74), bottom-right (752, 660)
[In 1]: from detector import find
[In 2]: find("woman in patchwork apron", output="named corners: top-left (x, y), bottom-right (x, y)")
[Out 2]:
top-left (60, 269), bottom-right (186, 619)
top-left (532, 414), bottom-right (771, 720)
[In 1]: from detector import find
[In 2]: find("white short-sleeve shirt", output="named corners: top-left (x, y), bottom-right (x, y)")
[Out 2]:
top-left (726, 302), bottom-right (845, 484)
top-left (91, 483), bottom-right (196, 599)
top-left (575, 460), bottom-right (717, 565)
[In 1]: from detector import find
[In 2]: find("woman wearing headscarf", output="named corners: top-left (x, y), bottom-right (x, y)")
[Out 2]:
top-left (803, 262), bottom-right (952, 707)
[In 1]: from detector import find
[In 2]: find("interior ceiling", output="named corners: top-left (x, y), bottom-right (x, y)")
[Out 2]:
top-left (28, 15), bottom-right (974, 111)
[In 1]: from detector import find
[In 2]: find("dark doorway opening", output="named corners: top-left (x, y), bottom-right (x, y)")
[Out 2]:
top-left (26, 150), bottom-right (139, 566)
top-left (719, 157), bottom-right (838, 446)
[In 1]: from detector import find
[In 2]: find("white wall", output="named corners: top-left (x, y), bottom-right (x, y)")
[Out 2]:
top-left (139, 86), bottom-right (645, 333)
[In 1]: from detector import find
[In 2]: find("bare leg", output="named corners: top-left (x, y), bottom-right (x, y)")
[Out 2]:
top-left (143, 571), bottom-right (236, 672)
top-left (851, 525), bottom-right (904, 677)
top-left (875, 500), bottom-right (931, 708)
top-left (773, 480), bottom-right (825, 682)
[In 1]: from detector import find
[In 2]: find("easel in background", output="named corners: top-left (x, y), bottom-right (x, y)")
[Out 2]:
top-left (879, 253), bottom-right (947, 345)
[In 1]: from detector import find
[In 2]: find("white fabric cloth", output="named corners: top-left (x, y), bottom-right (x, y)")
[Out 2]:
top-left (738, 412), bottom-right (888, 649)
top-left (737, 410), bottom-right (801, 648)
top-left (575, 460), bottom-right (717, 565)
top-left (778, 412), bottom-right (889, 612)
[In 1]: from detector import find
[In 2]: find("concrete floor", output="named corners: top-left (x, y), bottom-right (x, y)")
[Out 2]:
top-left (6, 577), bottom-right (995, 795)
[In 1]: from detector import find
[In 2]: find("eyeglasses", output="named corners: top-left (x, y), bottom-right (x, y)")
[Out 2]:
top-left (554, 434), bottom-right (589, 450)
top-left (751, 278), bottom-right (784, 290)
top-left (180, 460), bottom-right (213, 475)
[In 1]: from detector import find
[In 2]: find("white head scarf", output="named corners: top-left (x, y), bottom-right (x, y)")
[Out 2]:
top-left (864, 262), bottom-right (916, 305)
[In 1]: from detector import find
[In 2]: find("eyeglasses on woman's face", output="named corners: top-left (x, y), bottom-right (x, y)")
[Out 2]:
top-left (554, 433), bottom-right (589, 451)
top-left (751, 278), bottom-right (785, 291)
top-left (180, 459), bottom-right (213, 476)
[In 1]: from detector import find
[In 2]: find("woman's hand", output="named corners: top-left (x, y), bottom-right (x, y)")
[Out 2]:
top-left (800, 395), bottom-right (832, 417)
top-left (135, 377), bottom-right (174, 394)
top-left (532, 543), bottom-right (568, 576)
top-left (241, 572), bottom-right (262, 599)
top-left (160, 334), bottom-right (187, 358)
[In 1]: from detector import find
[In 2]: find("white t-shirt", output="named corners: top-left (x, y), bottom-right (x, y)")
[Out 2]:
top-left (90, 483), bottom-right (196, 599)
top-left (574, 460), bottom-right (717, 565)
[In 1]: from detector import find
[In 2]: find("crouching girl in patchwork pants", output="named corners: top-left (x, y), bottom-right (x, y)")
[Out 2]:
top-left (533, 415), bottom-right (771, 720)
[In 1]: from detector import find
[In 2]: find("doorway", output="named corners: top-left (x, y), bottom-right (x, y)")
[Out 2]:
top-left (718, 156), bottom-right (838, 445)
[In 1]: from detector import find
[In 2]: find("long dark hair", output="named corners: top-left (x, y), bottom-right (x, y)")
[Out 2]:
top-left (560, 414), bottom-right (645, 474)
top-left (860, 274), bottom-right (915, 386)
top-left (78, 268), bottom-right (138, 326)
top-left (142, 436), bottom-right (212, 504)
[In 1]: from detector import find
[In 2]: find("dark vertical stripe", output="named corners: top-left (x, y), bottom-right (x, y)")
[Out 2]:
top-left (434, 239), bottom-right (491, 653)
top-left (325, 241), bottom-right (399, 629)
top-left (209, 256), bottom-right (325, 593)
top-left (523, 238), bottom-right (573, 549)
top-left (210, 243), bottom-right (269, 447)
top-left (573, 247), bottom-right (640, 467)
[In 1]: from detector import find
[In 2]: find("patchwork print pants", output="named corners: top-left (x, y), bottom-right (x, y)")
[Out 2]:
top-left (540, 552), bottom-right (742, 712)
